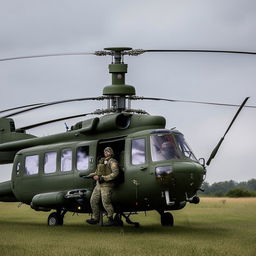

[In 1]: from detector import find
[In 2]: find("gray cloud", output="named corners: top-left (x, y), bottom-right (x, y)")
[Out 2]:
top-left (0, 0), bottom-right (255, 183)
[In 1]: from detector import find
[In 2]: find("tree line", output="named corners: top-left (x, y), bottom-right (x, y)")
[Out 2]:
top-left (200, 179), bottom-right (256, 197)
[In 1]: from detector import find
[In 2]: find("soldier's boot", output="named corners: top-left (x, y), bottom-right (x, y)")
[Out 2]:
top-left (86, 218), bottom-right (99, 225)
top-left (103, 216), bottom-right (115, 226)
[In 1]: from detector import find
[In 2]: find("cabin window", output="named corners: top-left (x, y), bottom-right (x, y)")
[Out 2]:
top-left (76, 146), bottom-right (89, 171)
top-left (25, 155), bottom-right (39, 175)
top-left (61, 149), bottom-right (72, 172)
top-left (44, 152), bottom-right (57, 174)
top-left (131, 138), bottom-right (146, 165)
top-left (150, 134), bottom-right (180, 162)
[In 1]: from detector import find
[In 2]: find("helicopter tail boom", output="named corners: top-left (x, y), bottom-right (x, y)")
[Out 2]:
top-left (0, 118), bottom-right (36, 164)
top-left (0, 180), bottom-right (18, 202)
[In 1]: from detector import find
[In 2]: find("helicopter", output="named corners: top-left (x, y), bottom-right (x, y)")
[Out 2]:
top-left (0, 47), bottom-right (255, 227)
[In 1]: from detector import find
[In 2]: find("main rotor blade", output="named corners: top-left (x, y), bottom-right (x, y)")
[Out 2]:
top-left (19, 112), bottom-right (96, 130)
top-left (2, 49), bottom-right (256, 61)
top-left (132, 96), bottom-right (256, 108)
top-left (17, 108), bottom-right (122, 130)
top-left (206, 97), bottom-right (249, 166)
top-left (0, 103), bottom-right (45, 114)
top-left (144, 49), bottom-right (256, 55)
top-left (4, 95), bottom-right (254, 118)
top-left (0, 52), bottom-right (94, 62)
top-left (2, 97), bottom-right (106, 118)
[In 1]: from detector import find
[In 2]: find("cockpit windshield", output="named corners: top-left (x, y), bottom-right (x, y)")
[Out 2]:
top-left (174, 134), bottom-right (197, 161)
top-left (150, 134), bottom-right (180, 162)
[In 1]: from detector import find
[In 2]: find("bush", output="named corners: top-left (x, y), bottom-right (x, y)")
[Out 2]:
top-left (226, 188), bottom-right (255, 197)
top-left (214, 191), bottom-right (225, 197)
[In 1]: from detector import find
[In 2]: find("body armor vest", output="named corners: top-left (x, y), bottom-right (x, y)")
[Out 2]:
top-left (96, 158), bottom-right (113, 176)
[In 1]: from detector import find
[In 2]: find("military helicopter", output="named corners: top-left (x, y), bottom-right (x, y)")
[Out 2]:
top-left (0, 47), bottom-right (255, 227)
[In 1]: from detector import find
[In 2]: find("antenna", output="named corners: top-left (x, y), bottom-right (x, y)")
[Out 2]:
top-left (64, 123), bottom-right (69, 132)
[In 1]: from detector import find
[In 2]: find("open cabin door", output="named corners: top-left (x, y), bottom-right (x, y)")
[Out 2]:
top-left (97, 137), bottom-right (126, 169)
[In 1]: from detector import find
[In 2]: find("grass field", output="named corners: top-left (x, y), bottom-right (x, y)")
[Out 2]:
top-left (0, 198), bottom-right (255, 256)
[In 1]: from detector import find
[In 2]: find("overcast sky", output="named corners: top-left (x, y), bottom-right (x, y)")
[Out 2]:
top-left (0, 0), bottom-right (255, 183)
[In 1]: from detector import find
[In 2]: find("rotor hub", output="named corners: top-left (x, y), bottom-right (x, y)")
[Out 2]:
top-left (102, 47), bottom-right (136, 111)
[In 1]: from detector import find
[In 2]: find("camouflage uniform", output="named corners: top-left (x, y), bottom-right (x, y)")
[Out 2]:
top-left (88, 147), bottom-right (119, 220)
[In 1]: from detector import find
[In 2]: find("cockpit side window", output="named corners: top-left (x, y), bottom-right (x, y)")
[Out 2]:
top-left (25, 155), bottom-right (39, 175)
top-left (150, 134), bottom-right (180, 162)
top-left (131, 138), bottom-right (146, 165)
top-left (174, 134), bottom-right (197, 161)
top-left (44, 152), bottom-right (57, 174)
top-left (76, 146), bottom-right (89, 171)
top-left (61, 149), bottom-right (72, 172)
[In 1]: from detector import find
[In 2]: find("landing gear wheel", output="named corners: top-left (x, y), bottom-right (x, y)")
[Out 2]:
top-left (161, 212), bottom-right (174, 226)
top-left (191, 196), bottom-right (200, 204)
top-left (48, 212), bottom-right (63, 226)
top-left (114, 214), bottom-right (124, 226)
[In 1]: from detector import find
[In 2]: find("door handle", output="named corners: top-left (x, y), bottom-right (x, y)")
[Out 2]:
top-left (140, 166), bottom-right (147, 171)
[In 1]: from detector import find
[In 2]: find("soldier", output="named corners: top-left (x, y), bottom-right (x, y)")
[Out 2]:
top-left (86, 147), bottom-right (119, 226)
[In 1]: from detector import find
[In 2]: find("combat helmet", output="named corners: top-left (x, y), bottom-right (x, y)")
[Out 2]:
top-left (104, 147), bottom-right (114, 157)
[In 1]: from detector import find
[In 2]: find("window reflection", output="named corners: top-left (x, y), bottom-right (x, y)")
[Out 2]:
top-left (77, 146), bottom-right (89, 171)
top-left (132, 139), bottom-right (146, 165)
top-left (16, 162), bottom-right (21, 175)
top-left (174, 134), bottom-right (197, 161)
top-left (44, 152), bottom-right (57, 174)
top-left (151, 134), bottom-right (179, 162)
top-left (61, 149), bottom-right (72, 172)
top-left (25, 155), bottom-right (39, 175)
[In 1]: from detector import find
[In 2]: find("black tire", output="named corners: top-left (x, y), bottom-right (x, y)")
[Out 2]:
top-left (48, 212), bottom-right (63, 226)
top-left (191, 196), bottom-right (200, 204)
top-left (161, 212), bottom-right (174, 226)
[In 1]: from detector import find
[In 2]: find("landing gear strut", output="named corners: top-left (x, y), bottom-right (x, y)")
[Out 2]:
top-left (114, 213), bottom-right (124, 226)
top-left (48, 208), bottom-right (67, 226)
top-left (120, 212), bottom-right (140, 227)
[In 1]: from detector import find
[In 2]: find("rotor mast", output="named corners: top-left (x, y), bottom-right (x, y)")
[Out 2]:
top-left (101, 47), bottom-right (136, 111)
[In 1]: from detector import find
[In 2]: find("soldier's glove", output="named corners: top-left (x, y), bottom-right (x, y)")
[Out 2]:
top-left (98, 176), bottom-right (105, 184)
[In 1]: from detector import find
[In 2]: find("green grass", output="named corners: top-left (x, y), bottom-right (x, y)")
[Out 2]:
top-left (0, 198), bottom-right (256, 256)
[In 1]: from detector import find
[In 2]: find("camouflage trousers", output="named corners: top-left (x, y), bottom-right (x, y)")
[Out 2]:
top-left (90, 183), bottom-right (114, 220)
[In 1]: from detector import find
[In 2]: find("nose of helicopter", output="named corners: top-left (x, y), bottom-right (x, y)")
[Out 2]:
top-left (155, 161), bottom-right (206, 200)
top-left (174, 162), bottom-right (205, 191)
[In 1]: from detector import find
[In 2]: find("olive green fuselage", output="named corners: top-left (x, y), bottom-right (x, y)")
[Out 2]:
top-left (0, 113), bottom-right (205, 214)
